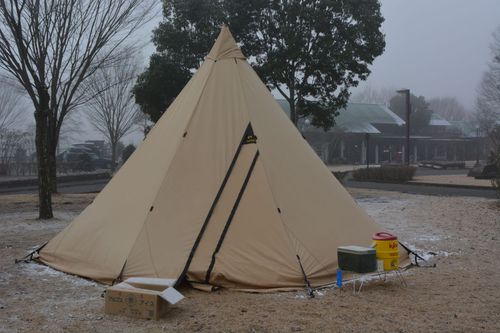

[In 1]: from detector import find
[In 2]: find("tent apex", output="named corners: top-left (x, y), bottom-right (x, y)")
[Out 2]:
top-left (206, 25), bottom-right (245, 61)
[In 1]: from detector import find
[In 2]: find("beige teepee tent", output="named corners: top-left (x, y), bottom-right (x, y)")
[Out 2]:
top-left (39, 26), bottom-right (404, 291)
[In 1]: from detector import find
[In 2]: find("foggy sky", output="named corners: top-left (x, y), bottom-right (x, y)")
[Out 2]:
top-left (139, 1), bottom-right (500, 109)
top-left (82, 0), bottom-right (500, 145)
top-left (357, 0), bottom-right (500, 110)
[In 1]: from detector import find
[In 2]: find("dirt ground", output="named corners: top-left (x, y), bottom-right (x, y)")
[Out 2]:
top-left (1, 189), bottom-right (500, 333)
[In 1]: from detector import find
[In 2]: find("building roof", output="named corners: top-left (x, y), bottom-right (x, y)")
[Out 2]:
top-left (448, 120), bottom-right (477, 138)
top-left (336, 122), bottom-right (381, 134)
top-left (276, 100), bottom-right (405, 134)
top-left (335, 103), bottom-right (404, 133)
top-left (337, 103), bottom-right (405, 126)
top-left (429, 113), bottom-right (451, 126)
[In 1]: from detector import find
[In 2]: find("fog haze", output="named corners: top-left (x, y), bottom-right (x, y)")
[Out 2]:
top-left (357, 0), bottom-right (500, 109)
top-left (138, 1), bottom-right (500, 109)
top-left (80, 0), bottom-right (500, 144)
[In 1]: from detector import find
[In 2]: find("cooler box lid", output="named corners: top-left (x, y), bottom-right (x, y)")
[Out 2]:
top-left (337, 245), bottom-right (376, 255)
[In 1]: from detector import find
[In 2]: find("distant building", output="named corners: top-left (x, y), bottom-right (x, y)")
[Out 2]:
top-left (277, 100), bottom-right (485, 165)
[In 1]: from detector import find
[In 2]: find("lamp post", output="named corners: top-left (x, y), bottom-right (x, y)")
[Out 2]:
top-left (365, 133), bottom-right (370, 170)
top-left (397, 89), bottom-right (411, 166)
top-left (476, 125), bottom-right (480, 165)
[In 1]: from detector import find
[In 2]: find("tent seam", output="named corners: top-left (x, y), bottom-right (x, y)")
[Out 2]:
top-left (144, 220), bottom-right (160, 277)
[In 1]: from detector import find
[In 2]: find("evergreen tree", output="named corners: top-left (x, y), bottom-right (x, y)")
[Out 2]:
top-left (134, 0), bottom-right (385, 130)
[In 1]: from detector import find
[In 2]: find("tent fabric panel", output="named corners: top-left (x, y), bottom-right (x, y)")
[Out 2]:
top-left (132, 58), bottom-right (250, 280)
top-left (38, 251), bottom-right (116, 285)
top-left (282, 229), bottom-right (339, 287)
top-left (187, 143), bottom-right (257, 282)
top-left (238, 61), bottom-right (386, 280)
top-left (209, 157), bottom-right (304, 290)
top-left (122, 225), bottom-right (160, 280)
top-left (39, 61), bottom-right (216, 283)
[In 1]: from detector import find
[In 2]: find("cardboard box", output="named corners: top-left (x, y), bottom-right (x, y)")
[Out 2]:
top-left (105, 278), bottom-right (184, 320)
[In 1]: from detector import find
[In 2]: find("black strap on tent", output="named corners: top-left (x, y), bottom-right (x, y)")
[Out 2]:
top-left (14, 241), bottom-right (48, 264)
top-left (204, 150), bottom-right (260, 283)
top-left (175, 124), bottom-right (255, 288)
top-left (111, 260), bottom-right (128, 285)
top-left (296, 255), bottom-right (315, 298)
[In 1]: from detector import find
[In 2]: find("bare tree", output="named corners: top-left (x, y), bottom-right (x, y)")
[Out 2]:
top-left (477, 26), bottom-right (500, 198)
top-left (135, 111), bottom-right (153, 139)
top-left (0, 129), bottom-right (29, 175)
top-left (428, 97), bottom-right (468, 122)
top-left (0, 0), bottom-right (155, 218)
top-left (476, 25), bottom-right (500, 138)
top-left (85, 58), bottom-right (140, 172)
top-left (0, 80), bottom-right (24, 132)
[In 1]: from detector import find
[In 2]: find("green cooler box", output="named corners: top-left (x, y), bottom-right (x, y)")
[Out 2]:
top-left (337, 245), bottom-right (377, 273)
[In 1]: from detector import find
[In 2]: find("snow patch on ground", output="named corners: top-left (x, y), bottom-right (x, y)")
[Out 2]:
top-left (0, 211), bottom-right (78, 234)
top-left (420, 250), bottom-right (450, 261)
top-left (414, 234), bottom-right (444, 242)
top-left (404, 242), bottom-right (452, 263)
top-left (355, 196), bottom-right (413, 235)
top-left (355, 196), bottom-right (410, 217)
top-left (21, 262), bottom-right (98, 288)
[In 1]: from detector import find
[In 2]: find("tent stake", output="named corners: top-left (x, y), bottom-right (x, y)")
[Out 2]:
top-left (399, 241), bottom-right (435, 267)
top-left (296, 255), bottom-right (315, 298)
top-left (14, 242), bottom-right (48, 264)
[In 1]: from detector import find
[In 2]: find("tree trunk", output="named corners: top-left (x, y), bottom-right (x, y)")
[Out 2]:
top-left (48, 117), bottom-right (58, 194)
top-left (289, 88), bottom-right (297, 126)
top-left (49, 148), bottom-right (57, 194)
top-left (289, 102), bottom-right (297, 126)
top-left (110, 141), bottom-right (117, 173)
top-left (34, 88), bottom-right (53, 219)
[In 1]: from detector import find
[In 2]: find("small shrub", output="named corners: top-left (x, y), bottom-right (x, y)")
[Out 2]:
top-left (493, 176), bottom-right (500, 197)
top-left (489, 153), bottom-right (500, 198)
top-left (332, 171), bottom-right (349, 183)
top-left (352, 166), bottom-right (417, 183)
top-left (485, 125), bottom-right (500, 198)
